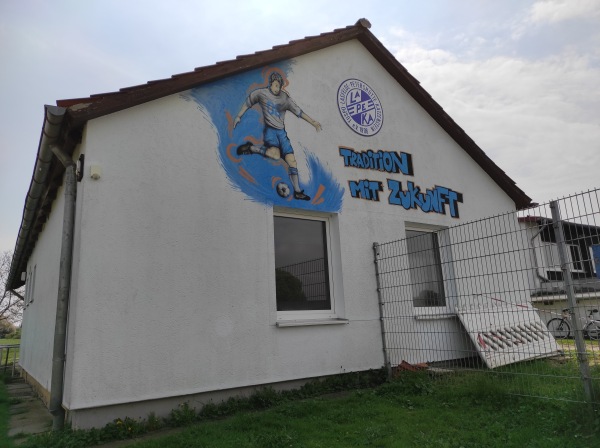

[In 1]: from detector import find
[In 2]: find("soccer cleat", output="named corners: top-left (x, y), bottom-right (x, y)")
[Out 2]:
top-left (293, 190), bottom-right (311, 201)
top-left (236, 142), bottom-right (253, 155)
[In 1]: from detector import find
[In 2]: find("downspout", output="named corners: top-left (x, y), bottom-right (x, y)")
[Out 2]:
top-left (48, 145), bottom-right (77, 431)
top-left (530, 222), bottom-right (551, 282)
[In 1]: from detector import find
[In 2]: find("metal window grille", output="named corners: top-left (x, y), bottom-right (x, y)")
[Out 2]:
top-left (374, 189), bottom-right (600, 405)
top-left (276, 257), bottom-right (330, 303)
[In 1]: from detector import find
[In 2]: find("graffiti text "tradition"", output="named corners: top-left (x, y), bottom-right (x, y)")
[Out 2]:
top-left (339, 147), bottom-right (413, 175)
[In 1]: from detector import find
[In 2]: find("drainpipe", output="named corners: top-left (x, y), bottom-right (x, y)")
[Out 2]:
top-left (530, 222), bottom-right (550, 282)
top-left (48, 145), bottom-right (77, 431)
top-left (8, 290), bottom-right (25, 301)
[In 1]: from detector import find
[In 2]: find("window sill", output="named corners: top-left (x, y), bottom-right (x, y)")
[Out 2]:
top-left (276, 318), bottom-right (349, 328)
top-left (413, 313), bottom-right (456, 320)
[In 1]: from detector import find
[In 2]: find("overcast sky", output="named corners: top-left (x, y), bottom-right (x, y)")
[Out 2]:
top-left (1, 0), bottom-right (599, 254)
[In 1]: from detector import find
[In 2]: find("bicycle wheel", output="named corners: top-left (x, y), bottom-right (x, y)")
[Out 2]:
top-left (547, 318), bottom-right (570, 339)
top-left (584, 321), bottom-right (600, 340)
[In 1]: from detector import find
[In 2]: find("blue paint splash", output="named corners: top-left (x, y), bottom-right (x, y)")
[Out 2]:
top-left (184, 65), bottom-right (344, 213)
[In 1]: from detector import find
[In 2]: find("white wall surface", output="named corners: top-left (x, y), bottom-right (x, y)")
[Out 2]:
top-left (19, 183), bottom-right (65, 392)
top-left (41, 40), bottom-right (522, 411)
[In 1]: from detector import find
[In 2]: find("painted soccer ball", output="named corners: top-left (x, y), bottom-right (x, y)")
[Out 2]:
top-left (276, 182), bottom-right (291, 198)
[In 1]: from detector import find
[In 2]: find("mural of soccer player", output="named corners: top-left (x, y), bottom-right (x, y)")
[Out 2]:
top-left (233, 72), bottom-right (322, 201)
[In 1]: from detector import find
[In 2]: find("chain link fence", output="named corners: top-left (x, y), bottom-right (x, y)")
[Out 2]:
top-left (374, 189), bottom-right (600, 405)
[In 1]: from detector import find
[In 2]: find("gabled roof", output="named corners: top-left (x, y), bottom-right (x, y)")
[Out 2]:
top-left (7, 18), bottom-right (531, 290)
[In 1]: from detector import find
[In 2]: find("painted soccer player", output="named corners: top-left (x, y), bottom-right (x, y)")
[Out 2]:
top-left (233, 72), bottom-right (322, 201)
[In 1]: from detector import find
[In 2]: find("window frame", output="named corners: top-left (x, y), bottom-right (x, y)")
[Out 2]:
top-left (30, 265), bottom-right (36, 304)
top-left (405, 224), bottom-right (455, 317)
top-left (540, 242), bottom-right (586, 274)
top-left (568, 244), bottom-right (585, 273)
top-left (24, 269), bottom-right (31, 308)
top-left (273, 209), bottom-right (342, 323)
top-left (24, 266), bottom-right (36, 308)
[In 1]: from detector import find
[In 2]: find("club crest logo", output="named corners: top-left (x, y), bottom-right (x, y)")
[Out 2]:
top-left (337, 79), bottom-right (383, 136)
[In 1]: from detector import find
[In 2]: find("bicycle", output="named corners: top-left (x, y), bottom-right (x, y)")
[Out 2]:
top-left (547, 308), bottom-right (600, 340)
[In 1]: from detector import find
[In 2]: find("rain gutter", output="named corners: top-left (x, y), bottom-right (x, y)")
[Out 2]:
top-left (5, 105), bottom-right (77, 430)
top-left (6, 105), bottom-right (66, 290)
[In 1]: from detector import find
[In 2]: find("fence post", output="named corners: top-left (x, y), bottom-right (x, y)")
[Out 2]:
top-left (373, 242), bottom-right (392, 379)
top-left (550, 200), bottom-right (595, 405)
top-left (2, 347), bottom-right (9, 373)
top-left (12, 346), bottom-right (18, 377)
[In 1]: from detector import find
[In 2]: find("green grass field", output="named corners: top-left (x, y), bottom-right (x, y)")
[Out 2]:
top-left (115, 372), bottom-right (600, 448)
top-left (9, 365), bottom-right (599, 448)
top-left (556, 339), bottom-right (600, 365)
top-left (0, 374), bottom-right (11, 448)
top-left (119, 384), bottom-right (597, 447)
top-left (0, 340), bottom-right (19, 368)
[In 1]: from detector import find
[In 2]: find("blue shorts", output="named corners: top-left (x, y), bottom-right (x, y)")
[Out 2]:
top-left (263, 126), bottom-right (294, 157)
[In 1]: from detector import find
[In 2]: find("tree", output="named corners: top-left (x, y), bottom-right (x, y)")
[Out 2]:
top-left (1, 250), bottom-right (24, 326)
top-left (275, 268), bottom-right (306, 303)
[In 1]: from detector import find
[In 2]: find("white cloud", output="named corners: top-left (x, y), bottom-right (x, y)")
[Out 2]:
top-left (388, 38), bottom-right (600, 204)
top-left (529, 0), bottom-right (600, 24)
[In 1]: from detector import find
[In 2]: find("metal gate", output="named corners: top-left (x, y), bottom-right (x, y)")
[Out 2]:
top-left (454, 295), bottom-right (559, 369)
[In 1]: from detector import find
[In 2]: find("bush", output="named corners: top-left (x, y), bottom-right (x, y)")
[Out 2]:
top-left (168, 402), bottom-right (197, 427)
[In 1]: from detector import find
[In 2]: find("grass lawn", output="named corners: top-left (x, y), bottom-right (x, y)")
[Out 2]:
top-left (0, 340), bottom-right (20, 368)
top-left (557, 339), bottom-right (600, 366)
top-left (0, 374), bottom-right (11, 448)
top-left (117, 374), bottom-right (599, 448)
top-left (12, 366), bottom-right (600, 448)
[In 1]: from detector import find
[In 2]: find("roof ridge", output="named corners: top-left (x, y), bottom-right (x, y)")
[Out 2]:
top-left (57, 21), bottom-right (369, 110)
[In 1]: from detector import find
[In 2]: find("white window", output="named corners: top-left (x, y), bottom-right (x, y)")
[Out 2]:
top-left (569, 245), bottom-right (584, 273)
top-left (406, 229), bottom-right (446, 307)
top-left (24, 269), bottom-right (31, 307)
top-left (22, 266), bottom-right (36, 308)
top-left (405, 225), bottom-right (456, 317)
top-left (541, 242), bottom-right (585, 273)
top-left (274, 211), bottom-right (344, 324)
top-left (30, 265), bottom-right (36, 304)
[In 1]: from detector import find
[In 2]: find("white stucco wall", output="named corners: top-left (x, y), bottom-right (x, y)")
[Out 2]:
top-left (25, 40), bottom-right (521, 414)
top-left (19, 183), bottom-right (66, 393)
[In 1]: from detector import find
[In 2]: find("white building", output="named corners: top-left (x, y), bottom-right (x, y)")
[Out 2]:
top-left (520, 215), bottom-right (600, 324)
top-left (7, 19), bottom-right (532, 428)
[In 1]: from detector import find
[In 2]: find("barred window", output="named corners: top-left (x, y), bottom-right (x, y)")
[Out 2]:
top-left (406, 229), bottom-right (446, 307)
